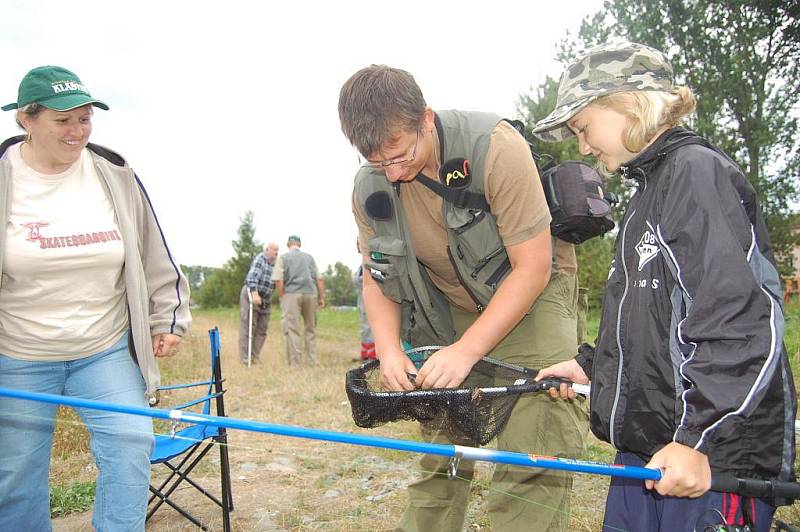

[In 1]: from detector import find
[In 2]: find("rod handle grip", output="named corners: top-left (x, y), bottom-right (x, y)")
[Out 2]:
top-left (711, 474), bottom-right (800, 500)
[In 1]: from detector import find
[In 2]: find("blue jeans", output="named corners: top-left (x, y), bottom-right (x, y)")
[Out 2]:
top-left (0, 333), bottom-right (154, 532)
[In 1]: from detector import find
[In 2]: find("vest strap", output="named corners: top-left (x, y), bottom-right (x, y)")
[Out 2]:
top-left (414, 173), bottom-right (490, 211)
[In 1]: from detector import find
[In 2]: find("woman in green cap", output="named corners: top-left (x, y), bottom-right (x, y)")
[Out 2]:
top-left (0, 65), bottom-right (191, 531)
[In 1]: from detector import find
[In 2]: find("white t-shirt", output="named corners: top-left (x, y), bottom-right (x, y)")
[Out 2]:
top-left (0, 144), bottom-right (128, 360)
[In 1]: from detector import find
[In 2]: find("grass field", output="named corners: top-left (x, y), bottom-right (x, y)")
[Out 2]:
top-left (47, 299), bottom-right (800, 530)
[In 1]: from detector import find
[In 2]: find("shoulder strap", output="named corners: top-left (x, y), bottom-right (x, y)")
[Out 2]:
top-left (414, 173), bottom-right (490, 211)
top-left (412, 117), bottom-right (549, 212)
top-left (503, 119), bottom-right (556, 172)
top-left (410, 113), bottom-right (491, 211)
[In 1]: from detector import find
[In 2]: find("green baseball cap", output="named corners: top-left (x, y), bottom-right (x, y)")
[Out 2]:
top-left (533, 41), bottom-right (674, 143)
top-left (2, 65), bottom-right (109, 112)
top-left (287, 235), bottom-right (301, 245)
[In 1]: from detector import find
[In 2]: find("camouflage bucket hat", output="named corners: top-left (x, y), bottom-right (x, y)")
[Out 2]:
top-left (533, 41), bottom-right (674, 143)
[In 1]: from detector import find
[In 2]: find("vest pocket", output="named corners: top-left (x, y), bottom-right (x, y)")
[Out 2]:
top-left (485, 258), bottom-right (511, 289)
top-left (448, 209), bottom-right (510, 294)
top-left (449, 210), bottom-right (504, 266)
top-left (366, 236), bottom-right (406, 304)
top-left (451, 209), bottom-right (487, 235)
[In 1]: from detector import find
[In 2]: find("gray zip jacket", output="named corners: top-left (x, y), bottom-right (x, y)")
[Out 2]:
top-left (0, 136), bottom-right (191, 402)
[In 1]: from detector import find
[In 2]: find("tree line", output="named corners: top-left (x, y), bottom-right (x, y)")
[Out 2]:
top-left (517, 0), bottom-right (799, 309)
top-left (182, 211), bottom-right (358, 308)
top-left (185, 1), bottom-right (798, 313)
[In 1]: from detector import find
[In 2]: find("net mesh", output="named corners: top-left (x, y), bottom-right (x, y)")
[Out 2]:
top-left (345, 346), bottom-right (551, 446)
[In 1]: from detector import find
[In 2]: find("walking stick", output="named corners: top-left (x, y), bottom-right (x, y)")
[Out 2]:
top-left (247, 289), bottom-right (254, 367)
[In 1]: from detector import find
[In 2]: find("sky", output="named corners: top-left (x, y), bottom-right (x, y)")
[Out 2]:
top-left (0, 0), bottom-right (605, 273)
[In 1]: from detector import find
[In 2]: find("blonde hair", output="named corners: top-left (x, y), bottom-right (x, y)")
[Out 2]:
top-left (593, 86), bottom-right (696, 153)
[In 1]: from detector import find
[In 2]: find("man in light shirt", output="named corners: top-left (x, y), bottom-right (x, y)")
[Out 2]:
top-left (273, 235), bottom-right (324, 365)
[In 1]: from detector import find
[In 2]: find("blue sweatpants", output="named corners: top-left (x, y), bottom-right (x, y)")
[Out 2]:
top-left (603, 452), bottom-right (776, 532)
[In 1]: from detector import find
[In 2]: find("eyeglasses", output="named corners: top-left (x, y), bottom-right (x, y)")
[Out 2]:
top-left (365, 130), bottom-right (421, 168)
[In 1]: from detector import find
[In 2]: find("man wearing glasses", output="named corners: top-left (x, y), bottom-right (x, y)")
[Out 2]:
top-left (338, 65), bottom-right (587, 532)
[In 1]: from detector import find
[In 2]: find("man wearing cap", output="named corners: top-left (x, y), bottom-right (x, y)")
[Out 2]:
top-left (338, 65), bottom-right (587, 532)
top-left (239, 242), bottom-right (279, 366)
top-left (273, 236), bottom-right (324, 365)
top-left (0, 65), bottom-right (190, 531)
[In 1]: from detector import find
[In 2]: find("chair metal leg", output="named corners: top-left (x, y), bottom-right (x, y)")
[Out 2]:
top-left (148, 485), bottom-right (209, 531)
top-left (162, 448), bottom-right (227, 508)
top-left (155, 443), bottom-right (226, 507)
top-left (148, 444), bottom-right (202, 510)
top-left (217, 430), bottom-right (233, 532)
top-left (148, 442), bottom-right (228, 530)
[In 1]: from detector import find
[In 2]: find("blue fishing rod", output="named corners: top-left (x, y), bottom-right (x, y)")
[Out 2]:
top-left (0, 386), bottom-right (796, 501)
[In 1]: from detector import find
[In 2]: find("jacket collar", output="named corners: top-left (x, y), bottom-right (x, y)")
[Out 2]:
top-left (0, 135), bottom-right (25, 159)
top-left (618, 127), bottom-right (709, 184)
top-left (0, 135), bottom-right (126, 168)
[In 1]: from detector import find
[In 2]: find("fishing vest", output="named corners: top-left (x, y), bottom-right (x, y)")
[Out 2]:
top-left (354, 110), bottom-right (534, 347)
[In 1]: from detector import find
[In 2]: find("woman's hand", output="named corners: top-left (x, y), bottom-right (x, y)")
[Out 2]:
top-left (153, 333), bottom-right (182, 358)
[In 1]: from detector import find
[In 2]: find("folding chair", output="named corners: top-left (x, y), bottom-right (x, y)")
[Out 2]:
top-left (147, 327), bottom-right (234, 531)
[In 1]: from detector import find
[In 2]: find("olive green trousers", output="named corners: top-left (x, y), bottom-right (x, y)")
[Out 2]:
top-left (396, 272), bottom-right (589, 532)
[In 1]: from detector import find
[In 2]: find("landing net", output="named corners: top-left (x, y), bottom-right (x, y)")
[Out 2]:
top-left (345, 346), bottom-right (555, 446)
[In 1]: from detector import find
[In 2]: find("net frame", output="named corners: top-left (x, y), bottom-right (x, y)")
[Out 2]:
top-left (345, 346), bottom-right (566, 446)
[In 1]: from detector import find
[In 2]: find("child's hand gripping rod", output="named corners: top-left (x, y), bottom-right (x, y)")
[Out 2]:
top-left (530, 377), bottom-right (799, 501)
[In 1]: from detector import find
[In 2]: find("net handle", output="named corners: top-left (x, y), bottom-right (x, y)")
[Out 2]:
top-left (346, 356), bottom-right (582, 399)
top-left (404, 346), bottom-right (537, 376)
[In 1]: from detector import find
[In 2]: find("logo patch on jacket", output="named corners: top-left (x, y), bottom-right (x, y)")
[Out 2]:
top-left (635, 230), bottom-right (660, 271)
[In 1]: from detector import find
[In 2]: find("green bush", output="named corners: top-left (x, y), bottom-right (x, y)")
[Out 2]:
top-left (576, 235), bottom-right (615, 311)
top-left (785, 297), bottom-right (800, 382)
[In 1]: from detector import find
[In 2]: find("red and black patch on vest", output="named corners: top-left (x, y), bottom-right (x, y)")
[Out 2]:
top-left (440, 158), bottom-right (471, 188)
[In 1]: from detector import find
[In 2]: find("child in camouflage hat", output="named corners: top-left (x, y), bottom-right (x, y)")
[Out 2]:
top-left (534, 41), bottom-right (796, 531)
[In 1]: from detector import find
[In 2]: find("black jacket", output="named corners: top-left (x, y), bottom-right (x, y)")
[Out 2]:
top-left (581, 128), bottom-right (796, 483)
